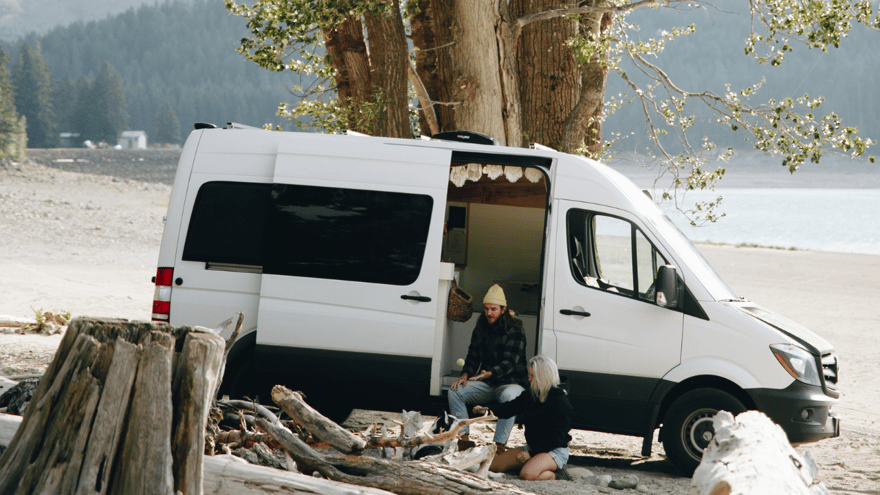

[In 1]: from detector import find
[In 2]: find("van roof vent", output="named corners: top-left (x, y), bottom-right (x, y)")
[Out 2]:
top-left (431, 130), bottom-right (498, 146)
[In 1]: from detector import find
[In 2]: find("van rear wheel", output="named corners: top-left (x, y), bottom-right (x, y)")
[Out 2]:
top-left (662, 388), bottom-right (746, 476)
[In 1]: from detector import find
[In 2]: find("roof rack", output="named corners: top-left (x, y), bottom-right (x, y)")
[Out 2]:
top-left (194, 122), bottom-right (218, 130)
top-left (431, 130), bottom-right (498, 146)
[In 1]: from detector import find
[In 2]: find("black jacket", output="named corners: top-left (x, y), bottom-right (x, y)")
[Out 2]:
top-left (491, 386), bottom-right (573, 454)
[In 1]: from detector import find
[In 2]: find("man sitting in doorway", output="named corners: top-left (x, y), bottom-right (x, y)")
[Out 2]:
top-left (448, 284), bottom-right (528, 452)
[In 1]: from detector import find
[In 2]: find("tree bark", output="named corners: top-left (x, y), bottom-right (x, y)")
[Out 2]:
top-left (512, 0), bottom-right (579, 150)
top-left (560, 6), bottom-right (611, 155)
top-left (323, 8), bottom-right (373, 134)
top-left (363, 0), bottom-right (412, 138)
top-left (446, 0), bottom-right (508, 145)
top-left (410, 0), bottom-right (443, 135)
top-left (0, 317), bottom-right (225, 495)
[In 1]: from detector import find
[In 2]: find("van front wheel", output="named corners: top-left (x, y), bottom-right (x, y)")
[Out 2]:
top-left (662, 388), bottom-right (745, 476)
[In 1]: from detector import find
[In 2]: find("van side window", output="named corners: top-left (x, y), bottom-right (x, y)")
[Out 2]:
top-left (567, 209), bottom-right (667, 301)
top-left (182, 181), bottom-right (271, 267)
top-left (264, 184), bottom-right (434, 286)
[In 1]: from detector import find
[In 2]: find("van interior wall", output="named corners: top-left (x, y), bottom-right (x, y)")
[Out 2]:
top-left (441, 202), bottom-right (545, 374)
top-left (458, 202), bottom-right (544, 316)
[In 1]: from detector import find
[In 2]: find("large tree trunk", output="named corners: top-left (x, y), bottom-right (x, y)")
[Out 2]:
top-left (512, 0), bottom-right (579, 150)
top-left (410, 0), bottom-right (443, 135)
top-left (363, 0), bottom-right (412, 138)
top-left (323, 10), bottom-right (373, 134)
top-left (0, 318), bottom-right (225, 495)
top-left (560, 6), bottom-right (611, 155)
top-left (444, 0), bottom-right (510, 145)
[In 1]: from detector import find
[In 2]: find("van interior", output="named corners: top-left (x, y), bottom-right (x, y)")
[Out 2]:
top-left (439, 157), bottom-right (549, 386)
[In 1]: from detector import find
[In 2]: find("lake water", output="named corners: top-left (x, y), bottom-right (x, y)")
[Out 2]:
top-left (659, 188), bottom-right (880, 256)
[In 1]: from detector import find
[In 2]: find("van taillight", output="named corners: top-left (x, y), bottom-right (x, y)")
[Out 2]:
top-left (152, 267), bottom-right (173, 322)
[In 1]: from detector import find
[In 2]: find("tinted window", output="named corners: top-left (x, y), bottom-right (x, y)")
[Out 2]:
top-left (182, 181), bottom-right (271, 266)
top-left (265, 184), bottom-right (433, 285)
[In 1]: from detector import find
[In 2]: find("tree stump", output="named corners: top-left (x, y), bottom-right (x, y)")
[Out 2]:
top-left (0, 317), bottom-right (225, 495)
top-left (690, 410), bottom-right (829, 495)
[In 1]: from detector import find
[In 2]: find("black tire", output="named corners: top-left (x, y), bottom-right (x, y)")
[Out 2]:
top-left (662, 388), bottom-right (746, 476)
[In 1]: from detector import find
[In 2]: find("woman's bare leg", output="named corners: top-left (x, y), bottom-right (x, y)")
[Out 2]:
top-left (489, 447), bottom-right (526, 473)
top-left (519, 452), bottom-right (558, 481)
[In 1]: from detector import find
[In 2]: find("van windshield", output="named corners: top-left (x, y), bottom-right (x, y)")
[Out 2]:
top-left (602, 167), bottom-right (740, 301)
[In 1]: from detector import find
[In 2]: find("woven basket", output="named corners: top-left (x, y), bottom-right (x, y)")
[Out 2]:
top-left (447, 280), bottom-right (474, 322)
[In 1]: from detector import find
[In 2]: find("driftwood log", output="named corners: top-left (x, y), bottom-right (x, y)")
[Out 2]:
top-left (690, 410), bottom-right (829, 495)
top-left (258, 417), bottom-right (534, 495)
top-left (271, 386), bottom-right (366, 455)
top-left (0, 317), bottom-right (225, 495)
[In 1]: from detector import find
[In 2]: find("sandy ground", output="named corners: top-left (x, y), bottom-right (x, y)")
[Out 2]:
top-left (1, 157), bottom-right (879, 494)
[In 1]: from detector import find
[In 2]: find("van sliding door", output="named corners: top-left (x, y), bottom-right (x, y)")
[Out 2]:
top-left (255, 136), bottom-right (451, 406)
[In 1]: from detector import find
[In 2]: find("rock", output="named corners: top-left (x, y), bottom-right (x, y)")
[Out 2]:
top-left (636, 484), bottom-right (651, 493)
top-left (567, 466), bottom-right (594, 479)
top-left (585, 474), bottom-right (613, 487)
top-left (608, 474), bottom-right (639, 489)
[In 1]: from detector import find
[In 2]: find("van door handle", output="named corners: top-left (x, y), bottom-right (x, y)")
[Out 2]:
top-left (560, 309), bottom-right (591, 317)
top-left (401, 295), bottom-right (432, 302)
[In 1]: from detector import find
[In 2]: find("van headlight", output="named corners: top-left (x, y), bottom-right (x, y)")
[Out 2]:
top-left (770, 344), bottom-right (821, 386)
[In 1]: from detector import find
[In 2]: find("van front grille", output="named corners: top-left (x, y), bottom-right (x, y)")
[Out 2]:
top-left (821, 353), bottom-right (839, 390)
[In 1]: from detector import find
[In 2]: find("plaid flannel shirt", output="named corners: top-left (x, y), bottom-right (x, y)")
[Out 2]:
top-left (462, 315), bottom-right (529, 386)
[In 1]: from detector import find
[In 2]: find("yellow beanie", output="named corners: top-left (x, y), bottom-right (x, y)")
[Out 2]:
top-left (483, 284), bottom-right (507, 307)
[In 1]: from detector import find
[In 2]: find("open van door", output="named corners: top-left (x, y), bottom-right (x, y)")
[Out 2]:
top-left (549, 199), bottom-right (684, 435)
top-left (255, 136), bottom-right (452, 410)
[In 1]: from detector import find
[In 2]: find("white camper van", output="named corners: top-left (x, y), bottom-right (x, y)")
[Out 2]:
top-left (152, 126), bottom-right (839, 474)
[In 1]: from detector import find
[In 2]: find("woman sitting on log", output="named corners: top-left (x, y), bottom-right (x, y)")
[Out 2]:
top-left (473, 354), bottom-right (573, 481)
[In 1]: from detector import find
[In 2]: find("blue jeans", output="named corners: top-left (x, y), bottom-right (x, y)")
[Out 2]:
top-left (448, 381), bottom-right (525, 444)
top-left (523, 444), bottom-right (570, 469)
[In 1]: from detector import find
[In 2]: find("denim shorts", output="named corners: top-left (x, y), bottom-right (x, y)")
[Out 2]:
top-left (523, 445), bottom-right (570, 469)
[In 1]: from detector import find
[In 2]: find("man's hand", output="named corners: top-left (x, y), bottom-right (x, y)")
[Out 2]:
top-left (516, 450), bottom-right (532, 463)
top-left (450, 375), bottom-right (468, 391)
top-left (472, 405), bottom-right (489, 415)
top-left (469, 369), bottom-right (493, 381)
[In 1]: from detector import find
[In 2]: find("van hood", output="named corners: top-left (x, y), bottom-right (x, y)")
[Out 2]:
top-left (722, 301), bottom-right (834, 355)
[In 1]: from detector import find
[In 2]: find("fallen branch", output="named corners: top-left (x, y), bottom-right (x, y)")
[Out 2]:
top-left (271, 385), bottom-right (366, 455)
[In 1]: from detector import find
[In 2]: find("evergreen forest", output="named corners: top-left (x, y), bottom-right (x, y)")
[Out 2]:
top-left (0, 0), bottom-right (878, 151)
top-left (3, 0), bottom-right (298, 148)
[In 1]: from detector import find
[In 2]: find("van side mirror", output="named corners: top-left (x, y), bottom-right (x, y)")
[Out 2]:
top-left (655, 265), bottom-right (682, 309)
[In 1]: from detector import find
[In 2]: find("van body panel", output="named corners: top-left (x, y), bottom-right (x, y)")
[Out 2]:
top-left (156, 130), bottom-right (203, 268)
top-left (548, 197), bottom-right (685, 433)
top-left (255, 138), bottom-right (451, 366)
top-left (564, 370), bottom-right (674, 435)
top-left (679, 304), bottom-right (804, 391)
top-left (550, 199), bottom-right (684, 377)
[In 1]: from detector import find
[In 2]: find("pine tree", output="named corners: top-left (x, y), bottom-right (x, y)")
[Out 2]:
top-left (13, 40), bottom-right (56, 148)
top-left (52, 74), bottom-right (77, 134)
top-left (0, 44), bottom-right (27, 160)
top-left (71, 76), bottom-right (97, 143)
top-left (154, 100), bottom-right (181, 145)
top-left (90, 61), bottom-right (128, 144)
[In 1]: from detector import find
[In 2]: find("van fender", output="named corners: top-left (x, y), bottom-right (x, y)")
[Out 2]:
top-left (661, 357), bottom-right (765, 391)
top-left (225, 328), bottom-right (258, 367)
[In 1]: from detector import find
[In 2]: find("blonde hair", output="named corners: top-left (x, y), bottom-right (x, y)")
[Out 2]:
top-left (529, 354), bottom-right (560, 403)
